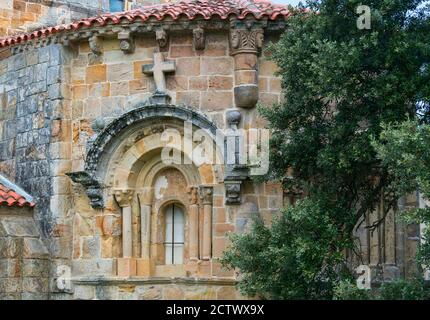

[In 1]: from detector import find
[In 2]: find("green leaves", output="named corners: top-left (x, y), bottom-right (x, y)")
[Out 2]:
top-left (221, 199), bottom-right (348, 299)
top-left (373, 119), bottom-right (430, 268)
top-left (223, 0), bottom-right (430, 299)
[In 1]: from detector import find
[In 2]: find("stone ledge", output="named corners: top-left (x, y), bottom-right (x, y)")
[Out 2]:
top-left (72, 276), bottom-right (237, 286)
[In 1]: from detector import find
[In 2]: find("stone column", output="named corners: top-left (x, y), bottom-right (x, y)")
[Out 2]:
top-left (230, 28), bottom-right (264, 109)
top-left (114, 189), bottom-right (136, 277)
top-left (200, 186), bottom-right (213, 260)
top-left (136, 187), bottom-right (154, 277)
top-left (187, 186), bottom-right (200, 261)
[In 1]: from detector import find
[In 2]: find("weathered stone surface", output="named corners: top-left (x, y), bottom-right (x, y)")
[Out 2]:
top-left (86, 65), bottom-right (107, 84)
top-left (95, 285), bottom-right (118, 300)
top-left (0, 237), bottom-right (23, 258)
top-left (0, 217), bottom-right (39, 237)
top-left (234, 85), bottom-right (259, 109)
top-left (72, 259), bottom-right (115, 276)
top-left (0, 258), bottom-right (21, 278)
top-left (163, 286), bottom-right (184, 300)
top-left (23, 238), bottom-right (49, 259)
top-left (73, 285), bottom-right (95, 300)
top-left (138, 286), bottom-right (162, 300)
top-left (201, 57), bottom-right (233, 75)
top-left (0, 278), bottom-right (22, 293)
top-left (22, 277), bottom-right (49, 293)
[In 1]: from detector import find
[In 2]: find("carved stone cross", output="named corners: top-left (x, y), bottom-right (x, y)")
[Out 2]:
top-left (142, 52), bottom-right (175, 94)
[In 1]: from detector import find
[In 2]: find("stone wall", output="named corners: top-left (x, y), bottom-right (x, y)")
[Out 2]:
top-left (70, 32), bottom-right (281, 172)
top-left (0, 43), bottom-right (76, 299)
top-left (0, 206), bottom-right (50, 299)
top-left (0, 44), bottom-right (69, 234)
top-left (0, 0), bottom-right (109, 37)
top-left (72, 279), bottom-right (246, 300)
top-left (59, 30), bottom-right (283, 299)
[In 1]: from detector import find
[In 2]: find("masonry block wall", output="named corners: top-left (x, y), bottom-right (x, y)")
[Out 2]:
top-left (0, 206), bottom-right (50, 299)
top-left (64, 30), bottom-right (283, 300)
top-left (0, 43), bottom-right (76, 299)
top-left (0, 0), bottom-right (108, 37)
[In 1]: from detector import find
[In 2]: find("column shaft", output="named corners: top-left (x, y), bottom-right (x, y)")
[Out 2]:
top-left (122, 206), bottom-right (133, 258)
top-left (140, 204), bottom-right (151, 259)
top-left (189, 203), bottom-right (199, 260)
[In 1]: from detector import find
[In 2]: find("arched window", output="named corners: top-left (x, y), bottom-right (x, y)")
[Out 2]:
top-left (164, 204), bottom-right (184, 265)
top-left (109, 0), bottom-right (125, 12)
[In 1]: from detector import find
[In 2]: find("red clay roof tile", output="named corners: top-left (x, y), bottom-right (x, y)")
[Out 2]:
top-left (0, 177), bottom-right (35, 208)
top-left (0, 0), bottom-right (291, 48)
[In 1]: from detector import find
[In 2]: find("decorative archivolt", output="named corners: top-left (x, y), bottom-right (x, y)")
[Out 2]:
top-left (67, 104), bottom-right (222, 209)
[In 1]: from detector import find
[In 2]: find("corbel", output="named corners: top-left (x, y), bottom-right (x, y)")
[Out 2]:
top-left (88, 33), bottom-right (102, 55)
top-left (118, 30), bottom-right (135, 54)
top-left (155, 28), bottom-right (168, 49)
top-left (193, 27), bottom-right (205, 51)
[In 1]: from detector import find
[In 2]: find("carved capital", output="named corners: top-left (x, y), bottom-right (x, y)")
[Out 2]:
top-left (186, 186), bottom-right (199, 205)
top-left (225, 181), bottom-right (242, 205)
top-left (88, 34), bottom-right (102, 55)
top-left (114, 189), bottom-right (134, 208)
top-left (193, 27), bottom-right (205, 51)
top-left (199, 186), bottom-right (213, 205)
top-left (230, 29), bottom-right (264, 55)
top-left (156, 29), bottom-right (168, 49)
top-left (137, 187), bottom-right (154, 206)
top-left (118, 30), bottom-right (135, 54)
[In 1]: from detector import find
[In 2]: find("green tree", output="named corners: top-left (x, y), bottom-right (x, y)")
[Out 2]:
top-left (373, 119), bottom-right (430, 269)
top-left (222, 0), bottom-right (430, 299)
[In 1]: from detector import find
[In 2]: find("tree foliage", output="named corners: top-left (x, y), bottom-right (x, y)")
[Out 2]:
top-left (222, 0), bottom-right (430, 299)
top-left (222, 200), bottom-right (350, 299)
top-left (373, 119), bottom-right (430, 269)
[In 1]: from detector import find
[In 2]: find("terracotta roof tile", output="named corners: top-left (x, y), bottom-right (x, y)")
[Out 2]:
top-left (0, 175), bottom-right (35, 208)
top-left (0, 0), bottom-right (291, 48)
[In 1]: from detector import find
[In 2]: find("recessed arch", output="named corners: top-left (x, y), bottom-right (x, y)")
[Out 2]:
top-left (69, 104), bottom-right (224, 208)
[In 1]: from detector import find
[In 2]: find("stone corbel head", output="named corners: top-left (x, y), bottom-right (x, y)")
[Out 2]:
top-left (225, 181), bottom-right (242, 205)
top-left (186, 186), bottom-right (199, 205)
top-left (156, 29), bottom-right (168, 49)
top-left (193, 27), bottom-right (205, 51)
top-left (118, 30), bottom-right (135, 54)
top-left (88, 34), bottom-right (102, 55)
top-left (199, 186), bottom-right (213, 205)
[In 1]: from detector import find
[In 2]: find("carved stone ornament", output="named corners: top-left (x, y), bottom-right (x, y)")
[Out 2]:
top-left (225, 181), bottom-right (242, 205)
top-left (226, 110), bottom-right (241, 129)
top-left (193, 27), bottom-right (205, 51)
top-left (88, 34), bottom-right (102, 55)
top-left (118, 30), bottom-right (135, 54)
top-left (230, 29), bottom-right (264, 55)
top-left (156, 29), bottom-right (168, 48)
top-left (187, 186), bottom-right (199, 205)
top-left (66, 171), bottom-right (103, 209)
top-left (67, 105), bottom-right (218, 209)
top-left (199, 186), bottom-right (213, 205)
top-left (114, 189), bottom-right (134, 208)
